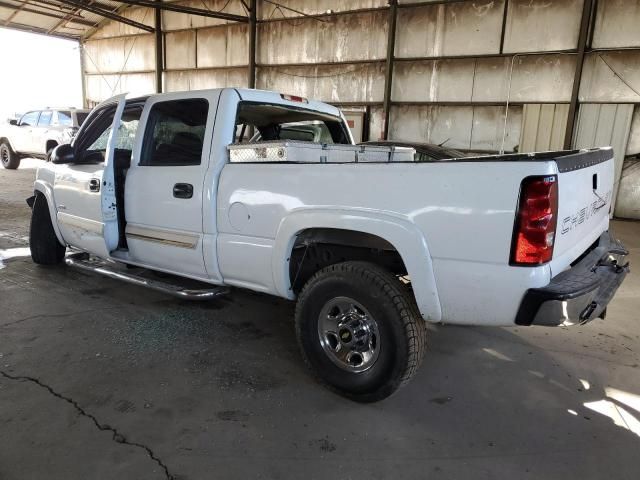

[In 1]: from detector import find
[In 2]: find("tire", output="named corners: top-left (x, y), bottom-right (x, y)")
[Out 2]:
top-left (0, 141), bottom-right (20, 169)
top-left (295, 261), bottom-right (427, 402)
top-left (29, 193), bottom-right (66, 265)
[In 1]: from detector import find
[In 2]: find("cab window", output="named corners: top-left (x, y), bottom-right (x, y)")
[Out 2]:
top-left (140, 99), bottom-right (208, 166)
top-left (73, 103), bottom-right (142, 163)
top-left (19, 111), bottom-right (39, 126)
top-left (234, 102), bottom-right (349, 144)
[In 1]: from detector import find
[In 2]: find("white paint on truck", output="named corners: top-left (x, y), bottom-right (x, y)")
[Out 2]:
top-left (29, 87), bottom-right (629, 401)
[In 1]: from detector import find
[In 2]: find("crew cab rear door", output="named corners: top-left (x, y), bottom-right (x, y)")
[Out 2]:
top-left (123, 90), bottom-right (221, 280)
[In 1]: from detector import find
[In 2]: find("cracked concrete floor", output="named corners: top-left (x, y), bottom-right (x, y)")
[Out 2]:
top-left (1, 159), bottom-right (640, 480)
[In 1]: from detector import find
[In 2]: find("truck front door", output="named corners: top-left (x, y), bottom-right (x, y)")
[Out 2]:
top-left (13, 111), bottom-right (39, 153)
top-left (53, 95), bottom-right (133, 257)
top-left (124, 91), bottom-right (220, 280)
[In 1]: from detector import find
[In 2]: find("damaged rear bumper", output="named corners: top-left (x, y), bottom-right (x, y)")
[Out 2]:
top-left (515, 232), bottom-right (629, 326)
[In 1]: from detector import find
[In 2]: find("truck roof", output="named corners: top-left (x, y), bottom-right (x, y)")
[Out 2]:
top-left (144, 88), bottom-right (343, 119)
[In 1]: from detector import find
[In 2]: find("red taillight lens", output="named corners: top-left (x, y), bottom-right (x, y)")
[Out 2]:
top-left (280, 93), bottom-right (308, 103)
top-left (510, 175), bottom-right (558, 265)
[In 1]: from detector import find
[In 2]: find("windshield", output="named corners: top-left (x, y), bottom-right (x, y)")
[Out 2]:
top-left (234, 102), bottom-right (349, 145)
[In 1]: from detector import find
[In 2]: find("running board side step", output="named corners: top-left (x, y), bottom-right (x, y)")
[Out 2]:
top-left (65, 252), bottom-right (229, 301)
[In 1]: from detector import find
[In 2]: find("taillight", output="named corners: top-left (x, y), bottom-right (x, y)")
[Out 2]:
top-left (510, 175), bottom-right (558, 265)
top-left (280, 93), bottom-right (308, 103)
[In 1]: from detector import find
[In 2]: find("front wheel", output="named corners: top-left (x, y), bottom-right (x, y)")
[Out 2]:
top-left (0, 141), bottom-right (20, 169)
top-left (295, 261), bottom-right (427, 402)
top-left (29, 193), bottom-right (66, 265)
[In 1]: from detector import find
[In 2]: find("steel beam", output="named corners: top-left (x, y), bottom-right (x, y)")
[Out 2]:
top-left (248, 0), bottom-right (257, 88)
top-left (112, 0), bottom-right (248, 22)
top-left (382, 0), bottom-right (398, 140)
top-left (3, 0), bottom-right (32, 25)
top-left (499, 0), bottom-right (509, 54)
top-left (564, 0), bottom-right (596, 149)
top-left (0, 0), bottom-right (94, 25)
top-left (55, 0), bottom-right (155, 32)
top-left (155, 0), bottom-right (162, 93)
top-left (2, 19), bottom-right (77, 39)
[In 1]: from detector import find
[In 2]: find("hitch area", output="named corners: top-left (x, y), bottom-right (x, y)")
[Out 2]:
top-left (65, 252), bottom-right (229, 300)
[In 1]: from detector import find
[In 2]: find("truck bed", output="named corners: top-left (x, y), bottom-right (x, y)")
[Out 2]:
top-left (217, 146), bottom-right (615, 326)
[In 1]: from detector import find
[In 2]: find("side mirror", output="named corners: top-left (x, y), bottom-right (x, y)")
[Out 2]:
top-left (51, 144), bottom-right (74, 164)
top-left (8, 119), bottom-right (17, 126)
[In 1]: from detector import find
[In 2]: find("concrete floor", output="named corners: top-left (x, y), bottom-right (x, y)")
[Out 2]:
top-left (1, 159), bottom-right (639, 480)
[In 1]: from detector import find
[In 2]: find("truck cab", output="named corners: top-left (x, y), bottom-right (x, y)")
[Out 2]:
top-left (38, 89), bottom-right (351, 278)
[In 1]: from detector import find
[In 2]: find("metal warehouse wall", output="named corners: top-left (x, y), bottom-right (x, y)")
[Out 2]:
top-left (81, 0), bottom-right (640, 217)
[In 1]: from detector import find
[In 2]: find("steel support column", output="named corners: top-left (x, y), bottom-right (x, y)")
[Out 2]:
top-left (248, 0), bottom-right (257, 88)
top-left (79, 40), bottom-right (87, 108)
top-left (155, 0), bottom-right (163, 93)
top-left (499, 0), bottom-right (509, 53)
top-left (563, 0), bottom-right (596, 149)
top-left (382, 0), bottom-right (398, 140)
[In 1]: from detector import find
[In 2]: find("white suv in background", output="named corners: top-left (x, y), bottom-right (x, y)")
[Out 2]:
top-left (0, 108), bottom-right (89, 169)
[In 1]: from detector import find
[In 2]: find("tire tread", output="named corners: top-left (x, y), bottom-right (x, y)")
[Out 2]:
top-left (30, 193), bottom-right (65, 265)
top-left (295, 261), bottom-right (427, 401)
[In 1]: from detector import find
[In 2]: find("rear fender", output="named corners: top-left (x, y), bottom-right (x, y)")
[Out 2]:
top-left (272, 208), bottom-right (442, 322)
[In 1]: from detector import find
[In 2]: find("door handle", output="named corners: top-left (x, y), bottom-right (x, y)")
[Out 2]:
top-left (173, 183), bottom-right (193, 199)
top-left (89, 178), bottom-right (101, 192)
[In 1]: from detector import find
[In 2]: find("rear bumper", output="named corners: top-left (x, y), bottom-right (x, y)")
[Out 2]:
top-left (515, 232), bottom-right (629, 326)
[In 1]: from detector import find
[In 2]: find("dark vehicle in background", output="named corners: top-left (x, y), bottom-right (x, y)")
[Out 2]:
top-left (0, 108), bottom-right (90, 169)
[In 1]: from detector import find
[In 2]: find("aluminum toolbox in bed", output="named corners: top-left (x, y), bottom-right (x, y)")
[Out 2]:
top-left (228, 141), bottom-right (415, 164)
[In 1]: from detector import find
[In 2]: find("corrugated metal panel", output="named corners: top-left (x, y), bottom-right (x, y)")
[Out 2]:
top-left (388, 105), bottom-right (522, 152)
top-left (615, 159), bottom-right (640, 219)
top-left (626, 106), bottom-right (640, 155)
top-left (573, 103), bottom-right (634, 213)
top-left (519, 104), bottom-right (568, 153)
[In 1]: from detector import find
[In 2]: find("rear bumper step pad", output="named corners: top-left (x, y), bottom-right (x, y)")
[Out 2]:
top-left (515, 231), bottom-right (629, 326)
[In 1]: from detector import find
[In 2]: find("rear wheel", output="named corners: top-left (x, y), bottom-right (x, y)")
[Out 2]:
top-left (0, 141), bottom-right (20, 169)
top-left (29, 193), bottom-right (66, 265)
top-left (295, 261), bottom-right (427, 402)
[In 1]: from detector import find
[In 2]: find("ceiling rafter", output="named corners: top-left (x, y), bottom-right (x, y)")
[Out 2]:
top-left (0, 0), bottom-right (92, 24)
top-left (0, 0), bottom-right (251, 39)
top-left (112, 0), bottom-right (248, 23)
top-left (53, 0), bottom-right (154, 32)
top-left (46, 0), bottom-right (101, 34)
top-left (3, 0), bottom-right (34, 25)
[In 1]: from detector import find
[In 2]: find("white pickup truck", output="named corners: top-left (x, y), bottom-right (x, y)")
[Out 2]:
top-left (28, 88), bottom-right (629, 402)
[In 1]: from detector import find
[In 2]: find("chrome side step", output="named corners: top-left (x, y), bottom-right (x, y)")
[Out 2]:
top-left (65, 252), bottom-right (229, 301)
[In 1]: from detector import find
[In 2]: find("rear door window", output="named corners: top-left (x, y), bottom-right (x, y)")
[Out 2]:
top-left (38, 111), bottom-right (53, 127)
top-left (140, 99), bottom-right (209, 166)
top-left (57, 111), bottom-right (72, 126)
